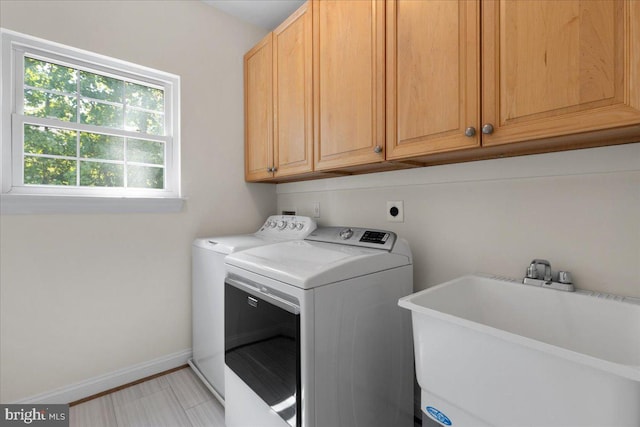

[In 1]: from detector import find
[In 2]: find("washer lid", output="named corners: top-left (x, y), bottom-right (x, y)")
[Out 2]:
top-left (193, 235), bottom-right (275, 255)
top-left (193, 215), bottom-right (317, 254)
top-left (225, 240), bottom-right (412, 289)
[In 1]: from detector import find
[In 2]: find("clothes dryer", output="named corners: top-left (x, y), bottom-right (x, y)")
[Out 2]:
top-left (224, 227), bottom-right (413, 427)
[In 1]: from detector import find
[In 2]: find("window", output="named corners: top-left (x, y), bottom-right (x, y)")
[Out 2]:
top-left (1, 29), bottom-right (182, 213)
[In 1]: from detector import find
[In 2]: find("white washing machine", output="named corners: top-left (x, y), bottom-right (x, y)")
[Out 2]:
top-left (224, 226), bottom-right (414, 427)
top-left (189, 215), bottom-right (316, 403)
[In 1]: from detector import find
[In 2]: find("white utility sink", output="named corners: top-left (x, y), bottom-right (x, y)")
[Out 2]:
top-left (399, 274), bottom-right (640, 427)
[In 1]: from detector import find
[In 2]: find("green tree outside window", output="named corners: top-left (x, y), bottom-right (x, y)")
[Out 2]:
top-left (23, 57), bottom-right (165, 189)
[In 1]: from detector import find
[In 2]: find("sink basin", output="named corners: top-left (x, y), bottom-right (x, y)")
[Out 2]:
top-left (398, 274), bottom-right (640, 427)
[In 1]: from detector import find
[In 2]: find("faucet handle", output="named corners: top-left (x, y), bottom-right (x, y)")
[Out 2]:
top-left (558, 271), bottom-right (573, 284)
top-left (526, 263), bottom-right (538, 279)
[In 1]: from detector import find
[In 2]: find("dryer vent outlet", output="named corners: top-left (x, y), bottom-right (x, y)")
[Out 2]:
top-left (386, 201), bottom-right (404, 222)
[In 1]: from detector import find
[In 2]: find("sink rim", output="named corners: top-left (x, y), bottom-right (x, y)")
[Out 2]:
top-left (399, 274), bottom-right (640, 382)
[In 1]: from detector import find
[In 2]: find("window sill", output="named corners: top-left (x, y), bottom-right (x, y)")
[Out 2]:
top-left (0, 193), bottom-right (185, 214)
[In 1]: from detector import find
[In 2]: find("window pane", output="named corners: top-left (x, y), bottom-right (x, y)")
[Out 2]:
top-left (80, 161), bottom-right (124, 187)
top-left (80, 100), bottom-right (123, 129)
top-left (24, 156), bottom-right (76, 185)
top-left (126, 82), bottom-right (164, 112)
top-left (24, 125), bottom-right (77, 157)
top-left (80, 133), bottom-right (124, 161)
top-left (127, 139), bottom-right (164, 165)
top-left (24, 57), bottom-right (76, 94)
top-left (80, 71), bottom-right (124, 103)
top-left (127, 165), bottom-right (163, 189)
top-left (125, 109), bottom-right (163, 135)
top-left (24, 89), bottom-right (77, 122)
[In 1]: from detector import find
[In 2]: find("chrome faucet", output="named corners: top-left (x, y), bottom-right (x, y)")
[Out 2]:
top-left (526, 259), bottom-right (552, 282)
top-left (523, 259), bottom-right (574, 292)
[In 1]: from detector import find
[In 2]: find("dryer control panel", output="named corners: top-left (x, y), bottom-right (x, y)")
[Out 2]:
top-left (305, 227), bottom-right (397, 251)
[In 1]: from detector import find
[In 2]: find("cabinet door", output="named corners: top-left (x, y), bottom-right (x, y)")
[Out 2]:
top-left (273, 2), bottom-right (313, 177)
top-left (313, 0), bottom-right (385, 171)
top-left (482, 0), bottom-right (640, 147)
top-left (386, 0), bottom-right (480, 160)
top-left (244, 34), bottom-right (273, 181)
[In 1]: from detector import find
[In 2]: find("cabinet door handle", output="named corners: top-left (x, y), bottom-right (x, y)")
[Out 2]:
top-left (373, 145), bottom-right (383, 154)
top-left (272, 167), bottom-right (277, 172)
top-left (464, 127), bottom-right (476, 137)
top-left (267, 167), bottom-right (273, 172)
top-left (482, 124), bottom-right (494, 135)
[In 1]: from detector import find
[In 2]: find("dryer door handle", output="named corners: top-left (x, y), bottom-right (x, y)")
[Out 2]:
top-left (225, 277), bottom-right (300, 315)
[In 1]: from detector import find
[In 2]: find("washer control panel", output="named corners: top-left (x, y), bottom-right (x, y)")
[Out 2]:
top-left (257, 215), bottom-right (317, 239)
top-left (306, 227), bottom-right (397, 250)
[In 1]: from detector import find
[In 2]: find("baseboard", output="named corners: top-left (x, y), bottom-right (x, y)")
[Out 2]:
top-left (12, 348), bottom-right (192, 404)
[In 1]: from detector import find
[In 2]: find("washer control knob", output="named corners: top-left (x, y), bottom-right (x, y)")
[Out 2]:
top-left (289, 222), bottom-right (297, 230)
top-left (269, 221), bottom-right (277, 228)
top-left (296, 223), bottom-right (304, 230)
top-left (339, 228), bottom-right (354, 240)
top-left (277, 220), bottom-right (287, 230)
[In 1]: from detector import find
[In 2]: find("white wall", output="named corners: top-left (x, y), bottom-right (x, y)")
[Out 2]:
top-left (278, 144), bottom-right (640, 299)
top-left (0, 0), bottom-right (275, 402)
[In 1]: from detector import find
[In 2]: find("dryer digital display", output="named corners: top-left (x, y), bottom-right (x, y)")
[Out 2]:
top-left (359, 230), bottom-right (390, 244)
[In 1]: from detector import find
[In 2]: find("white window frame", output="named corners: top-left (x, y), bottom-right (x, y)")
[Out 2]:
top-left (1, 29), bottom-right (183, 213)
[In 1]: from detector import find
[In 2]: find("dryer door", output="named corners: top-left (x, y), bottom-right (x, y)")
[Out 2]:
top-left (225, 277), bottom-right (301, 427)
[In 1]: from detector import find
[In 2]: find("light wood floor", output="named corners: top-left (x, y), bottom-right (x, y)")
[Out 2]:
top-left (70, 367), bottom-right (224, 427)
top-left (70, 366), bottom-right (425, 427)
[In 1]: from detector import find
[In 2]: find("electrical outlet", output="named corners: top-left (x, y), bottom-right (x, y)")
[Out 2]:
top-left (312, 201), bottom-right (320, 218)
top-left (386, 201), bottom-right (404, 222)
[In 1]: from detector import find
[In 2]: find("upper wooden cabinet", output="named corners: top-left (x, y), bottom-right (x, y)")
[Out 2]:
top-left (482, 0), bottom-right (640, 147)
top-left (386, 0), bottom-right (640, 161)
top-left (273, 2), bottom-right (313, 177)
top-left (245, 0), bottom-right (640, 182)
top-left (244, 34), bottom-right (273, 181)
top-left (386, 0), bottom-right (480, 160)
top-left (313, 0), bottom-right (386, 171)
top-left (244, 3), bottom-right (313, 181)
